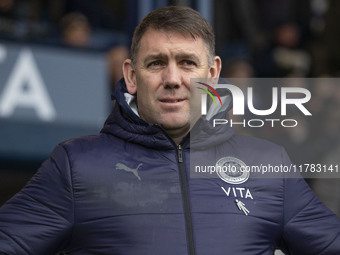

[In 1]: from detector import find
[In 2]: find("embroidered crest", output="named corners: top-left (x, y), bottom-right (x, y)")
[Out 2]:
top-left (216, 157), bottom-right (249, 184)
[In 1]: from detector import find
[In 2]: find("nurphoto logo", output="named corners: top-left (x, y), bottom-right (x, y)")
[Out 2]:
top-left (194, 79), bottom-right (312, 128)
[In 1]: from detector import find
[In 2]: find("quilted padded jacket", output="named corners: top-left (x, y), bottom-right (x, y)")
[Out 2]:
top-left (0, 79), bottom-right (340, 254)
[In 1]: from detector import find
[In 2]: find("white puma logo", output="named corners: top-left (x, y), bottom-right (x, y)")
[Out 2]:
top-left (116, 163), bottom-right (143, 181)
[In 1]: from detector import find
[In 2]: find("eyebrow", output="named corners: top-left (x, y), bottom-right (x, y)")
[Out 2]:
top-left (143, 52), bottom-right (202, 65)
top-left (143, 54), bottom-right (167, 65)
top-left (175, 53), bottom-right (201, 64)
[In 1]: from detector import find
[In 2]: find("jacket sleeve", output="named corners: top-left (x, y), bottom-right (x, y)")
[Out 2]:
top-left (280, 148), bottom-right (340, 254)
top-left (0, 145), bottom-right (74, 255)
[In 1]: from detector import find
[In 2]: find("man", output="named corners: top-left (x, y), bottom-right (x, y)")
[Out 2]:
top-left (0, 6), bottom-right (339, 255)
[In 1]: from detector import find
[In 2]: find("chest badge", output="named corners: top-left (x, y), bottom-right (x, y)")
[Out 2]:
top-left (216, 157), bottom-right (249, 184)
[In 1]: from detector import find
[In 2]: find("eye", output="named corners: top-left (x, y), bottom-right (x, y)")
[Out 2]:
top-left (147, 61), bottom-right (163, 68)
top-left (182, 60), bottom-right (197, 66)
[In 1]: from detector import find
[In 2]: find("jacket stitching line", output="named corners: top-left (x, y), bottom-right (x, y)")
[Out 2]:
top-left (0, 229), bottom-right (32, 255)
top-left (59, 145), bottom-right (76, 250)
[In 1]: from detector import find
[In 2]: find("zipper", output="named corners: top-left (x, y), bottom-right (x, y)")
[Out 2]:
top-left (177, 144), bottom-right (184, 163)
top-left (177, 144), bottom-right (196, 255)
top-left (154, 124), bottom-right (195, 255)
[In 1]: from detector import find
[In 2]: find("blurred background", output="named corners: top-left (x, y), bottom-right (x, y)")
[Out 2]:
top-left (0, 0), bottom-right (339, 217)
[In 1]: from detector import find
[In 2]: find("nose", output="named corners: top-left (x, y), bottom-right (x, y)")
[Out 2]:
top-left (162, 62), bottom-right (182, 89)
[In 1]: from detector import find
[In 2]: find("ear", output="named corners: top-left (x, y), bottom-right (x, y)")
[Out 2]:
top-left (209, 56), bottom-right (222, 79)
top-left (123, 59), bottom-right (137, 94)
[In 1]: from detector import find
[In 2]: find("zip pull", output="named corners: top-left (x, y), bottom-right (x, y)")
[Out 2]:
top-left (177, 144), bottom-right (183, 163)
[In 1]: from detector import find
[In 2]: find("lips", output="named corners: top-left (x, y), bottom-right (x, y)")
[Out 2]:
top-left (160, 99), bottom-right (185, 103)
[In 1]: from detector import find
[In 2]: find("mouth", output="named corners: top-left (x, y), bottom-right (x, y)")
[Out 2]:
top-left (160, 99), bottom-right (185, 103)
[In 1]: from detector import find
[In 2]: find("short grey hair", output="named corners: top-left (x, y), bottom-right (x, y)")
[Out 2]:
top-left (130, 5), bottom-right (215, 67)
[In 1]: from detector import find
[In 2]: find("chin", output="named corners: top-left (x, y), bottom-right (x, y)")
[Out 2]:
top-left (161, 119), bottom-right (190, 130)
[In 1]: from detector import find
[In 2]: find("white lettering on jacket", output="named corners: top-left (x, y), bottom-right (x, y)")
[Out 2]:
top-left (221, 186), bottom-right (254, 200)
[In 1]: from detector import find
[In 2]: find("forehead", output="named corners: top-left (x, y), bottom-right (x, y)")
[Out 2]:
top-left (137, 29), bottom-right (208, 60)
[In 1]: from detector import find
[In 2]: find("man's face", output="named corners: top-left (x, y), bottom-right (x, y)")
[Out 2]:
top-left (124, 29), bottom-right (221, 140)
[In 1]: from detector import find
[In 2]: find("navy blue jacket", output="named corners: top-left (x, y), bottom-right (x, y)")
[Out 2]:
top-left (0, 79), bottom-right (340, 254)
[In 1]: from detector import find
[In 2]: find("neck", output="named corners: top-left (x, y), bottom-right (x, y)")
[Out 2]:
top-left (163, 126), bottom-right (190, 145)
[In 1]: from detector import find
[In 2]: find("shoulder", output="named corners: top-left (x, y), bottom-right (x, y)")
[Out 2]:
top-left (229, 134), bottom-right (288, 163)
top-left (53, 133), bottom-right (121, 164)
top-left (232, 134), bottom-right (279, 147)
